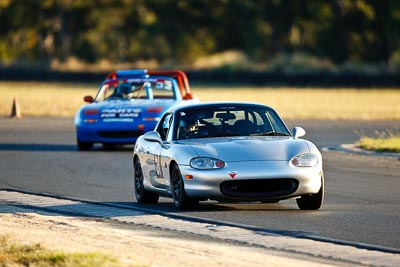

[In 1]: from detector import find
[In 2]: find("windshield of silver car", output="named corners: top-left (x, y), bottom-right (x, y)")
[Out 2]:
top-left (175, 106), bottom-right (290, 140)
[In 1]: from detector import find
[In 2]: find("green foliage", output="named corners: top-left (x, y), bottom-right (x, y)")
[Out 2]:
top-left (267, 53), bottom-right (335, 74)
top-left (0, 0), bottom-right (399, 69)
top-left (389, 50), bottom-right (400, 71)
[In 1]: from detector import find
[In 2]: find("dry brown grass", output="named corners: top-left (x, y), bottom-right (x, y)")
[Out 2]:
top-left (195, 86), bottom-right (400, 120)
top-left (0, 235), bottom-right (124, 267)
top-left (0, 82), bottom-right (97, 117)
top-left (1, 82), bottom-right (399, 120)
top-left (356, 130), bottom-right (400, 153)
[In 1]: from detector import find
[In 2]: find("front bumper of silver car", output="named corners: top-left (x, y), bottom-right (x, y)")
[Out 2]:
top-left (179, 160), bottom-right (323, 201)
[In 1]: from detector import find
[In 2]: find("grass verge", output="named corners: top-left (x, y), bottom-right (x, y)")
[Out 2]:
top-left (357, 130), bottom-right (400, 153)
top-left (1, 82), bottom-right (400, 120)
top-left (0, 235), bottom-right (127, 267)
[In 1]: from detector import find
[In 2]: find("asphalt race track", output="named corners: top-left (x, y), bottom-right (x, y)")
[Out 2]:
top-left (0, 117), bottom-right (399, 251)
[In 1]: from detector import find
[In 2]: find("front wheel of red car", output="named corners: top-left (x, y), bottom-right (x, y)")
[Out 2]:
top-left (296, 174), bottom-right (324, 210)
top-left (77, 138), bottom-right (93, 151)
top-left (171, 163), bottom-right (199, 210)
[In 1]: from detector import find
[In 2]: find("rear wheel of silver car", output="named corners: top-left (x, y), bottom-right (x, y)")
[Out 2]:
top-left (296, 174), bottom-right (324, 210)
top-left (134, 158), bottom-right (159, 204)
top-left (171, 163), bottom-right (199, 210)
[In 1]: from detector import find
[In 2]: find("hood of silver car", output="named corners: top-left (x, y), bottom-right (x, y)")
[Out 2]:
top-left (181, 136), bottom-right (310, 161)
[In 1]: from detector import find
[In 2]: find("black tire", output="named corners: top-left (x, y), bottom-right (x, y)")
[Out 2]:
top-left (133, 158), bottom-right (159, 204)
top-left (171, 163), bottom-right (199, 210)
top-left (102, 143), bottom-right (116, 149)
top-left (296, 174), bottom-right (324, 210)
top-left (77, 139), bottom-right (93, 151)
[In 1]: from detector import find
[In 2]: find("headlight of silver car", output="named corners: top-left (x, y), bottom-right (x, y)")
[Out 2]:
top-left (190, 157), bottom-right (225, 169)
top-left (290, 153), bottom-right (318, 167)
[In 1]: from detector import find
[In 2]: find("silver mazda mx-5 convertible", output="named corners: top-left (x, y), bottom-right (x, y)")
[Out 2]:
top-left (133, 102), bottom-right (324, 210)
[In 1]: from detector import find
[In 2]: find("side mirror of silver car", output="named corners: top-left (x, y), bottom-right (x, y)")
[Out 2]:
top-left (293, 126), bottom-right (306, 139)
top-left (144, 131), bottom-right (163, 144)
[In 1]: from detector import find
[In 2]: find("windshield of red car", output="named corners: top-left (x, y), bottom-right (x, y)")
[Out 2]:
top-left (95, 79), bottom-right (176, 101)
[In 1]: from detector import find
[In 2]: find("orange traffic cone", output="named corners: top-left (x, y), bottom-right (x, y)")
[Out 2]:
top-left (10, 97), bottom-right (22, 119)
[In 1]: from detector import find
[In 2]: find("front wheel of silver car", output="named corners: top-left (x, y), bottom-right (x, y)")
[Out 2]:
top-left (296, 174), bottom-right (324, 210)
top-left (134, 158), bottom-right (159, 204)
top-left (171, 163), bottom-right (199, 210)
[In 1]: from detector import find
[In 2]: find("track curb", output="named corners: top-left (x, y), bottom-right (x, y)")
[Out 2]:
top-left (1, 189), bottom-right (399, 267)
top-left (322, 144), bottom-right (400, 160)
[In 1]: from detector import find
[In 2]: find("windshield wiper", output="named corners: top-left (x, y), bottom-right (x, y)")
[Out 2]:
top-left (251, 131), bottom-right (290, 136)
top-left (274, 132), bottom-right (291, 136)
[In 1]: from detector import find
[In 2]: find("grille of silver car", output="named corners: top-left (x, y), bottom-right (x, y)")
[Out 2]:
top-left (220, 178), bottom-right (298, 198)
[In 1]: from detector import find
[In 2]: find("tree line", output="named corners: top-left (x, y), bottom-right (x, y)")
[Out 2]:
top-left (1, 0), bottom-right (399, 72)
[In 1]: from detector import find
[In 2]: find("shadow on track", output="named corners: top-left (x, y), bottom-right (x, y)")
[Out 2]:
top-left (0, 143), bottom-right (134, 152)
